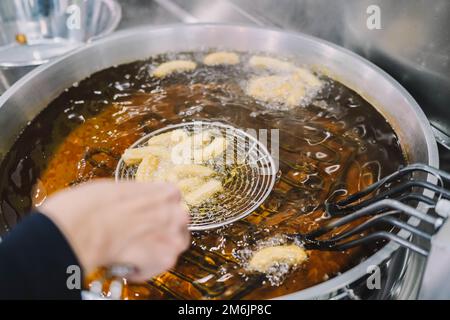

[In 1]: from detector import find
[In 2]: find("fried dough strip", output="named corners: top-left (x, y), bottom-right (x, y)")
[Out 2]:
top-left (184, 179), bottom-right (223, 206)
top-left (152, 60), bottom-right (197, 78)
top-left (247, 75), bottom-right (306, 107)
top-left (147, 129), bottom-right (188, 146)
top-left (122, 146), bottom-right (167, 165)
top-left (172, 132), bottom-right (228, 164)
top-left (176, 177), bottom-right (204, 194)
top-left (249, 55), bottom-right (296, 73)
top-left (192, 136), bottom-right (228, 162)
top-left (172, 164), bottom-right (215, 178)
top-left (135, 155), bottom-right (159, 182)
top-left (171, 131), bottom-right (213, 164)
top-left (248, 245), bottom-right (308, 273)
top-left (204, 52), bottom-right (240, 66)
top-left (292, 68), bottom-right (322, 87)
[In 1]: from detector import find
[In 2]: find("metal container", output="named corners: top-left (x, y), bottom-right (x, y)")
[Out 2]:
top-left (0, 0), bottom-right (121, 93)
top-left (0, 24), bottom-right (439, 299)
top-left (214, 0), bottom-right (450, 148)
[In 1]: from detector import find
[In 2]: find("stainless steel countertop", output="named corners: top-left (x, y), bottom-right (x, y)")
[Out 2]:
top-left (115, 0), bottom-right (268, 28)
top-left (2, 0), bottom-right (450, 167)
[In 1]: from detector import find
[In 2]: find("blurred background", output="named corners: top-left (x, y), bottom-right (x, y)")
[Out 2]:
top-left (1, 0), bottom-right (449, 164)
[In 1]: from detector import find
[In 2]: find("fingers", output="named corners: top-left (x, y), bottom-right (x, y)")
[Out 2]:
top-left (166, 205), bottom-right (191, 251)
top-left (113, 201), bottom-right (189, 244)
top-left (76, 179), bottom-right (181, 205)
top-left (119, 229), bottom-right (189, 283)
top-left (113, 204), bottom-right (191, 282)
top-left (42, 179), bottom-right (190, 281)
top-left (113, 190), bottom-right (189, 228)
top-left (133, 181), bottom-right (182, 202)
top-left (111, 190), bottom-right (191, 280)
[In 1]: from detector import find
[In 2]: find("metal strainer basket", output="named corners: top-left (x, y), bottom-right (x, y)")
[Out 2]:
top-left (115, 121), bottom-right (277, 231)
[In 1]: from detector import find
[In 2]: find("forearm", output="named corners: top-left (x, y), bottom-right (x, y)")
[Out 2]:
top-left (0, 212), bottom-right (82, 300)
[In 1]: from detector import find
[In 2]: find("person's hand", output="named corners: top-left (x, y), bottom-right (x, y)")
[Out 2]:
top-left (40, 180), bottom-right (190, 282)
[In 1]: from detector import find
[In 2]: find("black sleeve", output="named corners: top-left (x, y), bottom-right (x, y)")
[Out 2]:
top-left (0, 212), bottom-right (82, 300)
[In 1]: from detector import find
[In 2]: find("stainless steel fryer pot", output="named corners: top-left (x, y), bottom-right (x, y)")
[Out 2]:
top-left (0, 24), bottom-right (440, 299)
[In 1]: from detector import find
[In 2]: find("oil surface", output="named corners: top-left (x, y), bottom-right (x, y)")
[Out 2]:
top-left (0, 52), bottom-right (406, 299)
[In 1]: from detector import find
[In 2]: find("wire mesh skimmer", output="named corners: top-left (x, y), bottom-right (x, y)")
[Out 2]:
top-left (115, 121), bottom-right (277, 231)
top-left (291, 164), bottom-right (450, 256)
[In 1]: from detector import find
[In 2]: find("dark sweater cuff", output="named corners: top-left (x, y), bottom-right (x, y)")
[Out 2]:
top-left (0, 212), bottom-right (82, 299)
